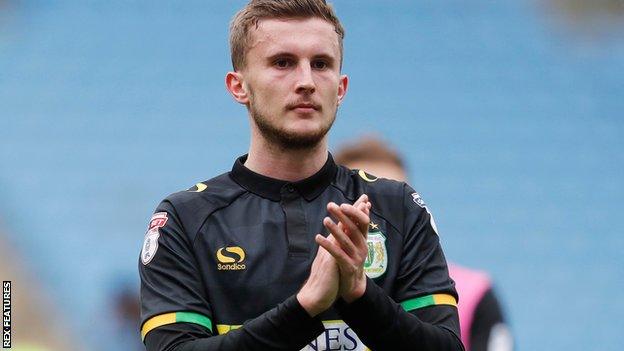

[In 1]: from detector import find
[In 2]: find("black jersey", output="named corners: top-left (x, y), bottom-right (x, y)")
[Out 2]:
top-left (139, 154), bottom-right (463, 351)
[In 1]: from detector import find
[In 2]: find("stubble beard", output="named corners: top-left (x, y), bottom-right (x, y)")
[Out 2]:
top-left (248, 90), bottom-right (336, 151)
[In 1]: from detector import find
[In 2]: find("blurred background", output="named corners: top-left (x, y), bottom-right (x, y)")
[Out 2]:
top-left (1, 0), bottom-right (623, 350)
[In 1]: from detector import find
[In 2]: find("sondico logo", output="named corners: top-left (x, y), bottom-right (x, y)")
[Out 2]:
top-left (216, 247), bottom-right (246, 270)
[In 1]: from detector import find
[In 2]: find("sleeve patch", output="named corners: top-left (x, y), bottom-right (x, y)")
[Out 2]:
top-left (410, 192), bottom-right (439, 235)
top-left (141, 212), bottom-right (168, 265)
top-left (411, 192), bottom-right (427, 208)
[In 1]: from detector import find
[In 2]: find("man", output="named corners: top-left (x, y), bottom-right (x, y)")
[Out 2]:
top-left (335, 136), bottom-right (514, 351)
top-left (139, 1), bottom-right (463, 350)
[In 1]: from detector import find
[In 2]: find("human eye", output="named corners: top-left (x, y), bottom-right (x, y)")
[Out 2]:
top-left (273, 58), bottom-right (293, 69)
top-left (311, 59), bottom-right (329, 70)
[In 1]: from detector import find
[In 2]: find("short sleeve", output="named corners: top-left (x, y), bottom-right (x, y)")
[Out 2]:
top-left (138, 200), bottom-right (213, 342)
top-left (393, 184), bottom-right (458, 311)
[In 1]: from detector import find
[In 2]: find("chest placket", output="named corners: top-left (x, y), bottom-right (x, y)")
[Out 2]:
top-left (280, 184), bottom-right (310, 258)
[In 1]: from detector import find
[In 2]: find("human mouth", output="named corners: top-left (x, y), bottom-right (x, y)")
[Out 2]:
top-left (289, 102), bottom-right (321, 114)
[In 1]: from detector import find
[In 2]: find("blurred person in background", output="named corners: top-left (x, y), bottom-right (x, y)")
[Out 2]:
top-left (335, 136), bottom-right (514, 351)
top-left (139, 0), bottom-right (463, 350)
top-left (111, 281), bottom-right (144, 351)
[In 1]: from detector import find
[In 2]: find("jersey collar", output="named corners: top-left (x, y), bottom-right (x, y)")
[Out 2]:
top-left (230, 153), bottom-right (338, 202)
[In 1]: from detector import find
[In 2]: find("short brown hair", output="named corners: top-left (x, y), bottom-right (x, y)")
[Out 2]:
top-left (334, 136), bottom-right (405, 170)
top-left (229, 0), bottom-right (345, 71)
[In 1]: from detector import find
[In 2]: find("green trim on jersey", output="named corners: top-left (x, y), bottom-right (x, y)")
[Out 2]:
top-left (141, 311), bottom-right (212, 340)
top-left (401, 294), bottom-right (457, 312)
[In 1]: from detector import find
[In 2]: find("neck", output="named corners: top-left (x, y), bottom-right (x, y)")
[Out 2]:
top-left (245, 129), bottom-right (329, 182)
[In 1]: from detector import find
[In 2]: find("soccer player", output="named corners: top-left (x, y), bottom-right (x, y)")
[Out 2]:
top-left (139, 1), bottom-right (463, 350)
top-left (335, 136), bottom-right (514, 351)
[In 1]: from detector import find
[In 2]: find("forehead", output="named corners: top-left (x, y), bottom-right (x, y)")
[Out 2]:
top-left (247, 17), bottom-right (341, 59)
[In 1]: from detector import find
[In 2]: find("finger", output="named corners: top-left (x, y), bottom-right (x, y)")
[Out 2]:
top-left (340, 203), bottom-right (370, 236)
top-left (328, 205), bottom-right (366, 251)
top-left (356, 201), bottom-right (371, 217)
top-left (348, 201), bottom-right (370, 240)
top-left (343, 202), bottom-right (370, 227)
top-left (352, 194), bottom-right (368, 208)
top-left (349, 195), bottom-right (370, 223)
top-left (352, 194), bottom-right (371, 217)
top-left (315, 244), bottom-right (336, 267)
top-left (323, 216), bottom-right (358, 256)
top-left (338, 202), bottom-right (369, 241)
top-left (328, 202), bottom-right (361, 240)
top-left (316, 234), bottom-right (355, 271)
top-left (326, 234), bottom-right (338, 244)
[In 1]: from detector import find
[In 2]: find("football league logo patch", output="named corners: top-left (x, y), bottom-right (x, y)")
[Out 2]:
top-left (364, 223), bottom-right (387, 279)
top-left (141, 212), bottom-right (168, 265)
top-left (411, 192), bottom-right (426, 208)
top-left (411, 192), bottom-right (439, 235)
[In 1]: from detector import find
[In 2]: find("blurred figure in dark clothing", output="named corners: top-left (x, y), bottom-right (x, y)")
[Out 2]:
top-left (113, 284), bottom-right (144, 351)
top-left (335, 136), bottom-right (514, 351)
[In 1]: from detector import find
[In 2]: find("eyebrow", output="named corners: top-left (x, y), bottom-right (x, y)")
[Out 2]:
top-left (265, 52), bottom-right (296, 62)
top-left (265, 52), bottom-right (337, 64)
top-left (312, 53), bottom-right (336, 63)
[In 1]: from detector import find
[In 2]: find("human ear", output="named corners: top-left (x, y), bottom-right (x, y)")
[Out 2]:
top-left (337, 74), bottom-right (348, 105)
top-left (225, 71), bottom-right (249, 105)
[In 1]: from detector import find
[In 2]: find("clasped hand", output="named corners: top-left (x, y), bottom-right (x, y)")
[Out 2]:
top-left (297, 194), bottom-right (371, 317)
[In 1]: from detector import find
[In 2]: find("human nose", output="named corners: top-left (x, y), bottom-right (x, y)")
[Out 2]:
top-left (295, 62), bottom-right (316, 94)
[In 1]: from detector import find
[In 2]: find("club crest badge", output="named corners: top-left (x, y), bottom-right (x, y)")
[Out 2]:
top-left (141, 212), bottom-right (168, 265)
top-left (364, 223), bottom-right (387, 279)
